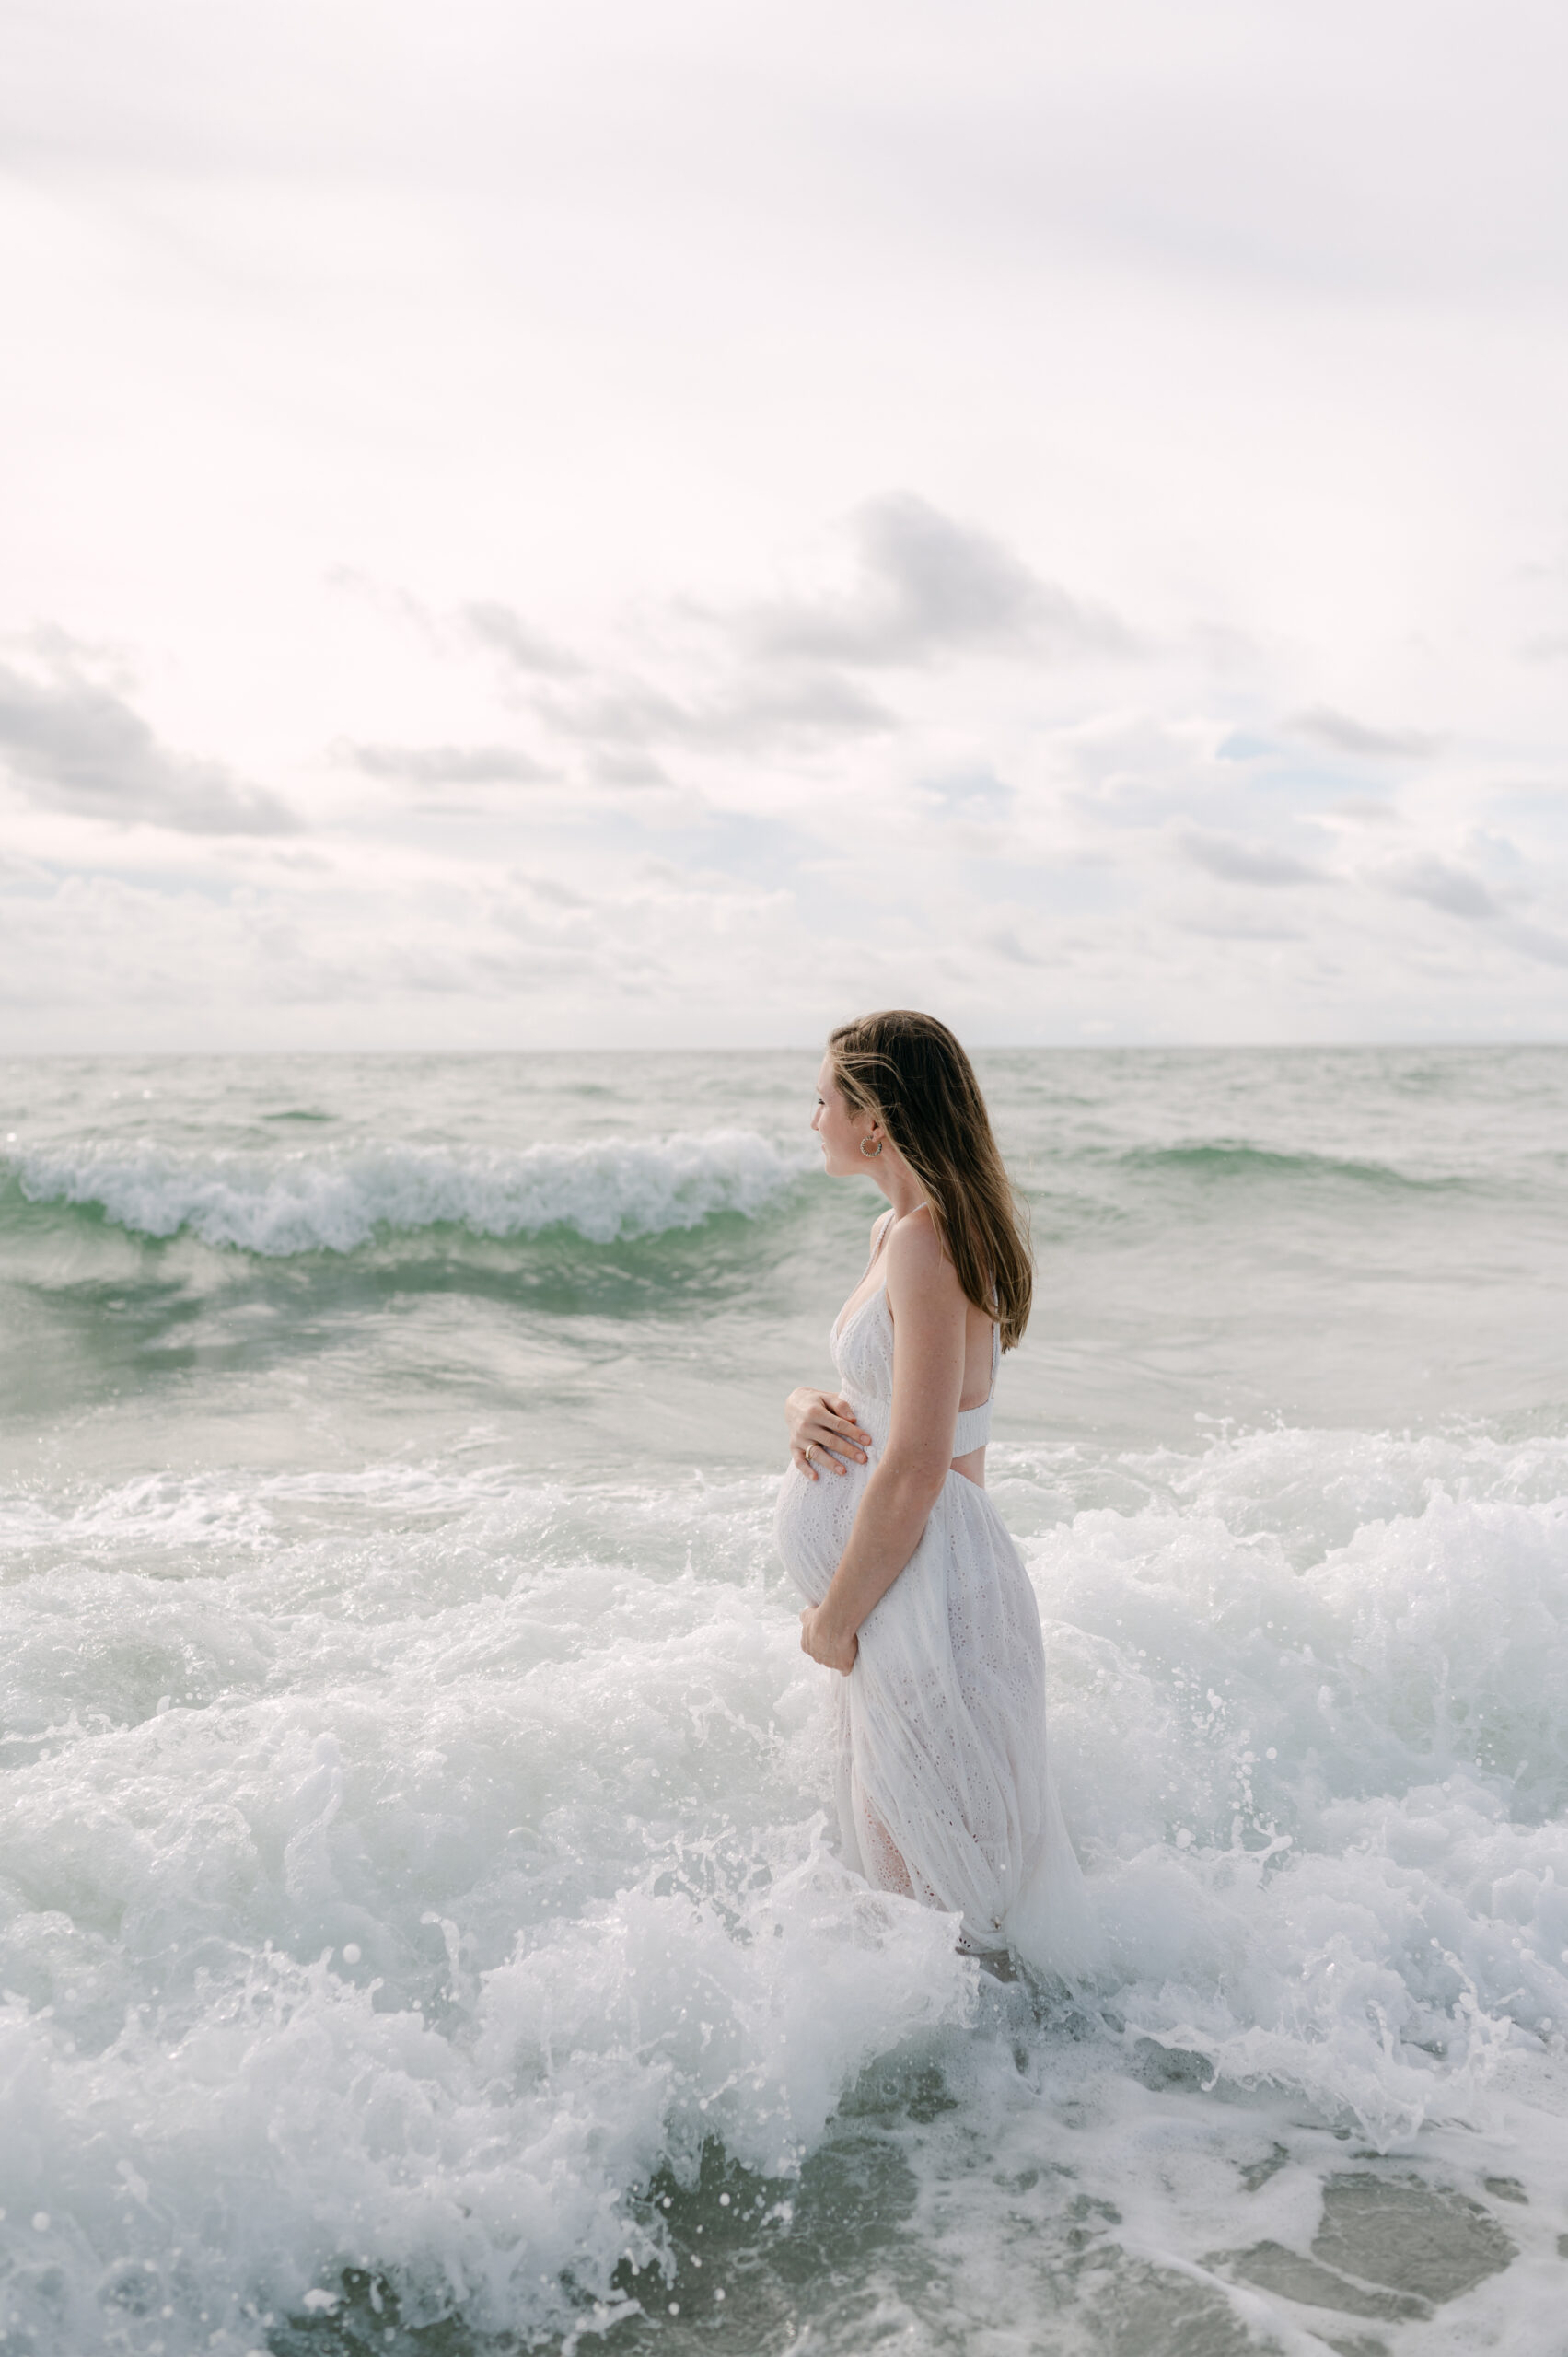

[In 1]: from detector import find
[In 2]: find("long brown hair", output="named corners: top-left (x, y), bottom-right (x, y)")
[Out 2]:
top-left (828, 1009), bottom-right (1033, 1349)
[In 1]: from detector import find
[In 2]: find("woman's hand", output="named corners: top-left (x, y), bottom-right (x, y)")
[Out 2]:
top-left (785, 1386), bottom-right (872, 1480)
top-left (799, 1604), bottom-right (858, 1675)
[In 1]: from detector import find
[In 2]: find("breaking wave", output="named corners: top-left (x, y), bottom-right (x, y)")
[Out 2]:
top-left (3, 1130), bottom-right (810, 1256)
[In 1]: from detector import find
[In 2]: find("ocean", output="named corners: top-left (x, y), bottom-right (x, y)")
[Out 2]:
top-left (3, 1045), bottom-right (1567, 2356)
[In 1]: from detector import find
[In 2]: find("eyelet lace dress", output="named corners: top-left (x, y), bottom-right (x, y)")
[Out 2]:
top-left (774, 1213), bottom-right (1091, 1974)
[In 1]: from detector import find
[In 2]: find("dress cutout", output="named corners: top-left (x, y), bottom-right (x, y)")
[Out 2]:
top-left (774, 1215), bottom-right (1091, 1973)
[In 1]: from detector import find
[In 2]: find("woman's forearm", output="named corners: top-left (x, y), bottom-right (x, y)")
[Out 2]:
top-left (817, 1457), bottom-right (946, 1643)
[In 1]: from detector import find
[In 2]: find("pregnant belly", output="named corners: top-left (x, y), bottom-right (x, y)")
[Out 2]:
top-left (772, 1456), bottom-right (870, 1605)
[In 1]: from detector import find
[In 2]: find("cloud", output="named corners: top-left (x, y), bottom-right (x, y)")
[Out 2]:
top-left (1287, 705), bottom-right (1439, 759)
top-left (461, 601), bottom-right (579, 678)
top-left (1179, 828), bottom-right (1329, 887)
top-left (988, 924), bottom-right (1050, 965)
top-left (919, 771), bottom-right (1016, 819)
top-left (496, 494), bottom-right (1124, 773)
top-left (432, 496), bottom-right (1129, 783)
top-left (739, 493), bottom-right (1135, 670)
top-left (590, 750), bottom-right (672, 788)
top-left (1378, 854), bottom-right (1498, 920)
top-left (1327, 795), bottom-right (1401, 827)
top-left (0, 649), bottom-right (299, 834)
top-left (1373, 854), bottom-right (1568, 966)
top-left (1177, 911), bottom-right (1306, 941)
top-left (336, 740), bottom-right (553, 786)
top-left (699, 668), bottom-right (891, 745)
top-left (1503, 920), bottom-right (1568, 969)
top-left (511, 868), bottom-right (589, 908)
top-left (533, 663), bottom-right (891, 759)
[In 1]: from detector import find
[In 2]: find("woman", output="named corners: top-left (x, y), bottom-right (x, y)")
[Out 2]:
top-left (773, 1010), bottom-right (1089, 1976)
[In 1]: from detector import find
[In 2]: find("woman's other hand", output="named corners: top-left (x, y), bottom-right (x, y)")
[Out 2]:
top-left (799, 1605), bottom-right (858, 1675)
top-left (785, 1387), bottom-right (872, 1480)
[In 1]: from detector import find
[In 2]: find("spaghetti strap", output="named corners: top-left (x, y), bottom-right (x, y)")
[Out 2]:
top-left (831, 1208), bottom-right (898, 1347)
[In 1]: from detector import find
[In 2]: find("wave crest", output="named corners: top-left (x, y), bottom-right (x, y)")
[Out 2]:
top-left (7, 1129), bottom-right (808, 1255)
top-left (1121, 1140), bottom-right (1460, 1190)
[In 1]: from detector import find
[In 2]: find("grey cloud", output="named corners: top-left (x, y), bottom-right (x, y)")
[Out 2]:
top-left (536, 664), bottom-right (890, 757)
top-left (459, 494), bottom-right (1120, 775)
top-left (704, 668), bottom-right (890, 743)
top-left (1180, 829), bottom-right (1328, 887)
top-left (1178, 912), bottom-right (1305, 941)
top-left (1379, 855), bottom-right (1498, 920)
top-left (1288, 705), bottom-right (1439, 759)
top-left (6, 1), bottom-right (1566, 310)
top-left (461, 601), bottom-right (579, 678)
top-left (325, 568), bottom-right (442, 649)
top-left (0, 654), bottom-right (299, 834)
top-left (741, 493), bottom-right (1135, 670)
top-left (1503, 920), bottom-right (1568, 969)
top-left (337, 739), bottom-right (553, 785)
top-left (1328, 795), bottom-right (1401, 826)
top-left (590, 751), bottom-right (672, 787)
top-left (989, 925), bottom-right (1050, 965)
top-left (510, 869), bottom-right (590, 908)
top-left (1374, 854), bottom-right (1568, 964)
top-left (534, 679), bottom-right (684, 748)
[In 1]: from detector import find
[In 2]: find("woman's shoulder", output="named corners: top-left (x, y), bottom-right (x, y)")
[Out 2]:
top-left (884, 1204), bottom-right (961, 1293)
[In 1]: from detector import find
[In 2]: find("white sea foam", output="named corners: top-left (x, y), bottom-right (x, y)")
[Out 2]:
top-left (6, 1128), bottom-right (807, 1253)
top-left (0, 1478), bottom-right (973, 2352)
top-left (4, 1427), bottom-right (1568, 2351)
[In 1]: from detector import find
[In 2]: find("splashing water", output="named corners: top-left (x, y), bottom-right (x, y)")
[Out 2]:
top-left (3, 1046), bottom-right (1567, 2355)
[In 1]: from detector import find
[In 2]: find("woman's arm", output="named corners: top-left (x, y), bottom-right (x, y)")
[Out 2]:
top-left (799, 1212), bottom-right (966, 1673)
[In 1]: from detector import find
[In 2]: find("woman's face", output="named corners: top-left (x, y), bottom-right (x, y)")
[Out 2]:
top-left (811, 1054), bottom-right (879, 1176)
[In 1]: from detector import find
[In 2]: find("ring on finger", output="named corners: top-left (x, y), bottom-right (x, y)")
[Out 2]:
top-left (805, 1444), bottom-right (816, 1467)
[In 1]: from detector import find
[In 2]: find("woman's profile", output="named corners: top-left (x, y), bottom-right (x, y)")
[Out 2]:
top-left (774, 1010), bottom-right (1089, 1975)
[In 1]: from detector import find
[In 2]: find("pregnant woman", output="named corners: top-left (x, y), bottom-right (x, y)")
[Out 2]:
top-left (774, 1009), bottom-right (1089, 1975)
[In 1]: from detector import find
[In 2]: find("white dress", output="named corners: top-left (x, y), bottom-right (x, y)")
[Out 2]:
top-left (774, 1213), bottom-right (1091, 1975)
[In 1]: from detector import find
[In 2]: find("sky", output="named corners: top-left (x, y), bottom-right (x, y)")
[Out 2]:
top-left (2, 0), bottom-right (1566, 1051)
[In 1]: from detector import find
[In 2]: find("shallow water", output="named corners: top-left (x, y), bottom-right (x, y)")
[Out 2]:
top-left (3, 1047), bottom-right (1568, 2356)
